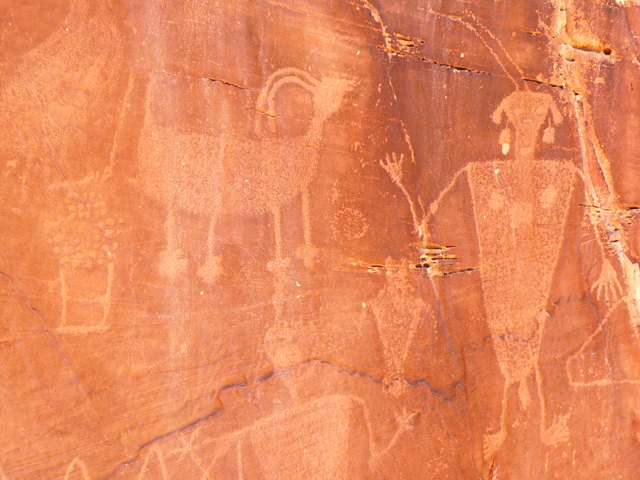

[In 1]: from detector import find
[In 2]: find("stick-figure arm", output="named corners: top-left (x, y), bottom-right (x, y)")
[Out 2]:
top-left (548, 99), bottom-right (564, 125)
top-left (425, 164), bottom-right (471, 228)
top-left (491, 97), bottom-right (509, 125)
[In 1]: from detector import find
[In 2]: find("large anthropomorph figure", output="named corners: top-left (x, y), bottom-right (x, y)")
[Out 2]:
top-left (427, 89), bottom-right (620, 460)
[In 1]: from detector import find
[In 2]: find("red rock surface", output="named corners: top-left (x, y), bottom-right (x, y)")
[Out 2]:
top-left (2, 0), bottom-right (640, 478)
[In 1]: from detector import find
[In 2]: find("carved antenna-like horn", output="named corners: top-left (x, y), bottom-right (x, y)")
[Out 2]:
top-left (254, 68), bottom-right (319, 134)
top-left (257, 67), bottom-right (319, 107)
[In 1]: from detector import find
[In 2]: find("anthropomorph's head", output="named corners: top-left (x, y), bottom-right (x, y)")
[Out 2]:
top-left (492, 91), bottom-right (564, 162)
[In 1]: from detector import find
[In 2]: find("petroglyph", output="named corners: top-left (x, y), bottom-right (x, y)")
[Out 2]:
top-left (428, 90), bottom-right (585, 459)
top-left (187, 394), bottom-right (416, 479)
top-left (564, 298), bottom-right (640, 387)
top-left (543, 2), bottom-right (640, 383)
top-left (363, 259), bottom-right (432, 396)
top-left (138, 446), bottom-right (170, 480)
top-left (330, 206), bottom-right (369, 242)
top-left (137, 67), bottom-right (353, 283)
top-left (471, 158), bottom-right (576, 458)
top-left (46, 173), bottom-right (122, 333)
top-left (63, 457), bottom-right (91, 480)
top-left (379, 152), bottom-right (426, 238)
top-left (168, 430), bottom-right (210, 479)
top-left (492, 91), bottom-right (563, 162)
top-left (571, 97), bottom-right (640, 334)
top-left (0, 0), bottom-right (123, 192)
top-left (0, 0), bottom-right (125, 335)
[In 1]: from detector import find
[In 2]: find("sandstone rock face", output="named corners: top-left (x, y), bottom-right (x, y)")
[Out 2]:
top-left (1, 0), bottom-right (640, 478)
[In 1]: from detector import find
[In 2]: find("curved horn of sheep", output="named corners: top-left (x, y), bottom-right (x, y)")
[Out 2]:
top-left (254, 68), bottom-right (320, 134)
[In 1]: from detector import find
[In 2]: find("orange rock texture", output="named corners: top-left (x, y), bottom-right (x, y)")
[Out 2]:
top-left (2, 0), bottom-right (640, 478)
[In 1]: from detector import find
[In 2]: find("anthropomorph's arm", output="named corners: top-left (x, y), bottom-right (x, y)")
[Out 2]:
top-left (379, 152), bottom-right (427, 240)
top-left (571, 165), bottom-right (624, 305)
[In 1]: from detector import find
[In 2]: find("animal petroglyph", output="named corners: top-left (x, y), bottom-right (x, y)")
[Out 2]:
top-left (0, 0), bottom-right (126, 334)
top-left (137, 68), bottom-right (353, 283)
top-left (46, 173), bottom-right (122, 333)
top-left (425, 90), bottom-right (616, 460)
top-left (180, 394), bottom-right (417, 479)
top-left (363, 260), bottom-right (431, 396)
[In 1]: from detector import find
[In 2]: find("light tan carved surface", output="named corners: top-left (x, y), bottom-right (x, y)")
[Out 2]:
top-left (2, 0), bottom-right (640, 478)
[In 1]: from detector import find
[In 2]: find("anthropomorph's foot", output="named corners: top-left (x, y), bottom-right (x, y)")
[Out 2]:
top-left (158, 248), bottom-right (188, 281)
top-left (197, 256), bottom-right (223, 284)
top-left (296, 243), bottom-right (320, 269)
top-left (542, 414), bottom-right (570, 446)
top-left (483, 429), bottom-right (506, 461)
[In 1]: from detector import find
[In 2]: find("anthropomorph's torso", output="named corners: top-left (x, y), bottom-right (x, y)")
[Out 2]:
top-left (468, 159), bottom-right (577, 338)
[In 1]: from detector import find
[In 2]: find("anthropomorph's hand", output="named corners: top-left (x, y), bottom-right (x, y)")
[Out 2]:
top-left (379, 152), bottom-right (404, 185)
top-left (591, 259), bottom-right (623, 303)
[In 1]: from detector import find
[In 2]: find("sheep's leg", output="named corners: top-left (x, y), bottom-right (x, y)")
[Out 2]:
top-left (159, 208), bottom-right (188, 281)
top-left (267, 208), bottom-right (290, 316)
top-left (267, 207), bottom-right (290, 278)
top-left (265, 207), bottom-right (298, 371)
top-left (273, 207), bottom-right (284, 264)
top-left (197, 214), bottom-right (223, 284)
top-left (297, 187), bottom-right (319, 268)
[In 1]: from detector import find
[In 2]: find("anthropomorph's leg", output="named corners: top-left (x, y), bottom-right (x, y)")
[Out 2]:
top-left (536, 361), bottom-right (569, 445)
top-left (197, 213), bottom-right (223, 284)
top-left (484, 381), bottom-right (510, 460)
top-left (535, 312), bottom-right (570, 445)
top-left (158, 209), bottom-right (188, 281)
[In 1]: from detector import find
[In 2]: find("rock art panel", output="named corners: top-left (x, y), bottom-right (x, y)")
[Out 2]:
top-left (2, 0), bottom-right (640, 479)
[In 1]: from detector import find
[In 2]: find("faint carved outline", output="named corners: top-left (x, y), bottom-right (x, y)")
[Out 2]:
top-left (46, 173), bottom-right (122, 334)
top-left (565, 298), bottom-right (640, 387)
top-left (63, 457), bottom-right (91, 480)
top-left (362, 259), bottom-right (432, 396)
top-left (137, 446), bottom-right (169, 480)
top-left (164, 430), bottom-right (211, 479)
top-left (0, 0), bottom-right (124, 194)
top-left (1, 0), bottom-right (127, 334)
top-left (190, 394), bottom-right (416, 479)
